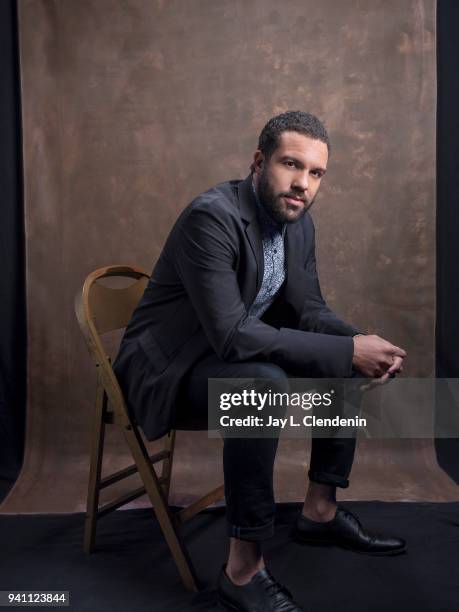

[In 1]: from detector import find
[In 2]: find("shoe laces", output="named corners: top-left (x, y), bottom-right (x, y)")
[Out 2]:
top-left (340, 507), bottom-right (380, 543)
top-left (340, 507), bottom-right (363, 531)
top-left (259, 571), bottom-right (296, 610)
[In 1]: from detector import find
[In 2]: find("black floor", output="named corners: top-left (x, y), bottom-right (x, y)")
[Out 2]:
top-left (1, 502), bottom-right (459, 611)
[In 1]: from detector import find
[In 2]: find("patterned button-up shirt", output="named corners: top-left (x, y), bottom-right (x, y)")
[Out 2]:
top-left (248, 183), bottom-right (287, 318)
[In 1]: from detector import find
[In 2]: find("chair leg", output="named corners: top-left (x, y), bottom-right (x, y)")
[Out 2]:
top-left (161, 429), bottom-right (176, 502)
top-left (84, 378), bottom-right (107, 553)
top-left (123, 424), bottom-right (199, 592)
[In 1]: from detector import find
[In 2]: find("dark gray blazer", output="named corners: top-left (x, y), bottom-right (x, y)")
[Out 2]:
top-left (113, 174), bottom-right (359, 440)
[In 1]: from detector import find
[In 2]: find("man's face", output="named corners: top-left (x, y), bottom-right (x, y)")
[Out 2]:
top-left (253, 131), bottom-right (328, 224)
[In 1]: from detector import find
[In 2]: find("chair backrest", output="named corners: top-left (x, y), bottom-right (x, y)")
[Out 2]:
top-left (75, 265), bottom-right (149, 410)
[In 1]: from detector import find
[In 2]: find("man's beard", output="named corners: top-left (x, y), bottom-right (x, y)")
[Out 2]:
top-left (257, 169), bottom-right (314, 225)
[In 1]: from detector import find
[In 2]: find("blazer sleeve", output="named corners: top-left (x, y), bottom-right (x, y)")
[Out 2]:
top-left (173, 202), bottom-right (355, 377)
top-left (299, 222), bottom-right (361, 337)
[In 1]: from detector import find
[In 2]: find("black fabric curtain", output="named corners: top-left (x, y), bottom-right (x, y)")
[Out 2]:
top-left (435, 0), bottom-right (459, 481)
top-left (0, 0), bottom-right (26, 503)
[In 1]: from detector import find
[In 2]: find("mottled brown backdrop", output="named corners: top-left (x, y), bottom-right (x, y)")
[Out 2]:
top-left (3, 0), bottom-right (456, 513)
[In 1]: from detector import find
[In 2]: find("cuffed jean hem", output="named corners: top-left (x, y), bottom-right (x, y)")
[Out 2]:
top-left (227, 518), bottom-right (275, 541)
top-left (308, 469), bottom-right (350, 489)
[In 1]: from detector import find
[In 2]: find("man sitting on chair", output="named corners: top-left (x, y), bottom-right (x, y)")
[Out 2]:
top-left (114, 111), bottom-right (406, 611)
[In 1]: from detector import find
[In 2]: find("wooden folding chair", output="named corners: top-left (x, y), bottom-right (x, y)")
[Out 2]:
top-left (75, 264), bottom-right (224, 592)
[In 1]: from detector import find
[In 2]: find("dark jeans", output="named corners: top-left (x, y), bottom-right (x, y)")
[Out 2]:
top-left (177, 353), bottom-right (362, 541)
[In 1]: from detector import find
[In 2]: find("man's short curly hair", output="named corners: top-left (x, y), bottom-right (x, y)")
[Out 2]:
top-left (257, 110), bottom-right (331, 160)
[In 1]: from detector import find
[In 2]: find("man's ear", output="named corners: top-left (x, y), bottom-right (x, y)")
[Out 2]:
top-left (252, 150), bottom-right (264, 176)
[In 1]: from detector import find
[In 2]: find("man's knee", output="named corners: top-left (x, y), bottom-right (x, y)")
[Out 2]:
top-left (231, 362), bottom-right (290, 417)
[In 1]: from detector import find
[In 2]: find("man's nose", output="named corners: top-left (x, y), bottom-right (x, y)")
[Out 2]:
top-left (292, 171), bottom-right (309, 192)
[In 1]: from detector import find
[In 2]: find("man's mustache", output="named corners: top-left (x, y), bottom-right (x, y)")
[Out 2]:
top-left (280, 192), bottom-right (308, 204)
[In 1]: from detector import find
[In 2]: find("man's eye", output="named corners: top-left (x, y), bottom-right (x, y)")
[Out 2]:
top-left (284, 161), bottom-right (295, 168)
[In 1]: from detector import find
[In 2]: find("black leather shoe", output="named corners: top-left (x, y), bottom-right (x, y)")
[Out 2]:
top-left (293, 506), bottom-right (406, 556)
top-left (217, 565), bottom-right (303, 611)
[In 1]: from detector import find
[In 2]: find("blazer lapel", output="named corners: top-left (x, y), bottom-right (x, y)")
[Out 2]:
top-left (237, 175), bottom-right (264, 305)
top-left (284, 221), bottom-right (307, 312)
